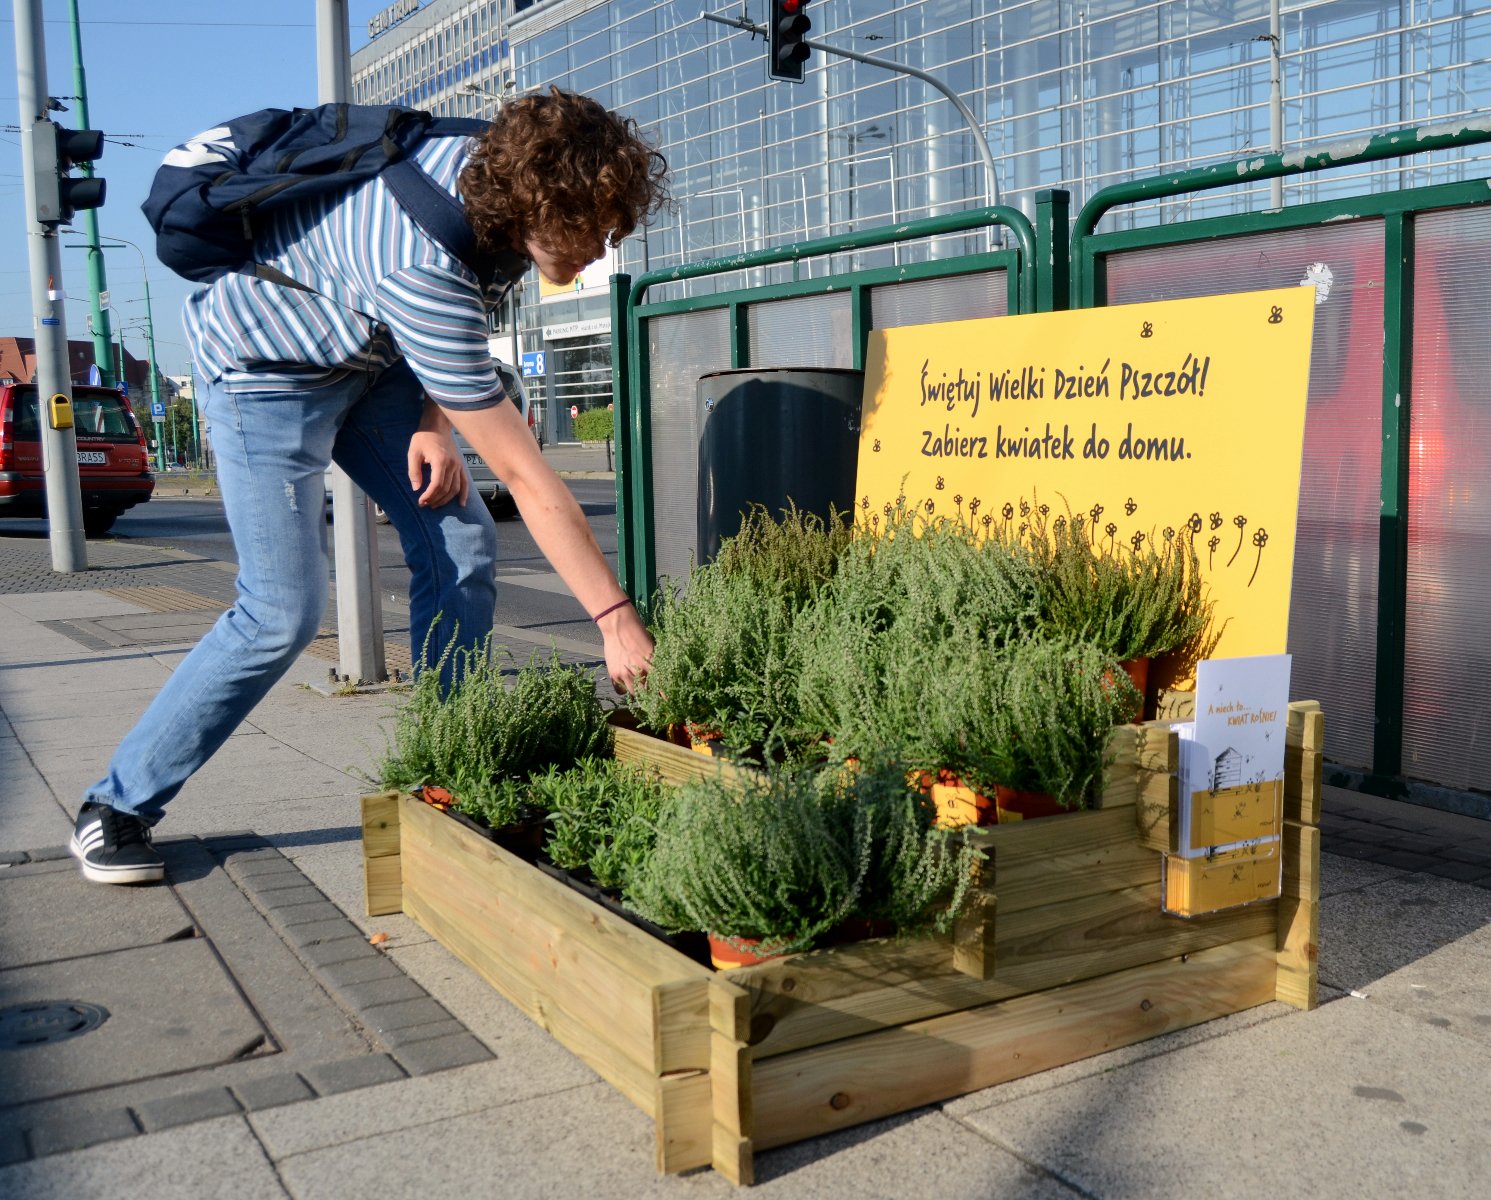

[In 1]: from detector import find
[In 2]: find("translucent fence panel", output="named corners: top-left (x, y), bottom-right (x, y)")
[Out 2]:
top-left (746, 294), bottom-right (854, 369)
top-left (1404, 207), bottom-right (1491, 792)
top-left (646, 308), bottom-right (732, 586)
top-left (869, 270), bottom-right (1009, 329)
top-left (1103, 222), bottom-right (1385, 770)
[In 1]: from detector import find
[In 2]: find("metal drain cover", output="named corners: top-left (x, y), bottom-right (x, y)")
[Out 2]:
top-left (0, 1001), bottom-right (110, 1048)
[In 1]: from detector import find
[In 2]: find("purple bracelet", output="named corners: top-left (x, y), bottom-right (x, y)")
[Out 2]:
top-left (591, 598), bottom-right (632, 623)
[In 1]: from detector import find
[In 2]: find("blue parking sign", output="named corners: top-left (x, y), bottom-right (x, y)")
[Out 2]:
top-left (151, 401), bottom-right (166, 419)
top-left (521, 351), bottom-right (546, 378)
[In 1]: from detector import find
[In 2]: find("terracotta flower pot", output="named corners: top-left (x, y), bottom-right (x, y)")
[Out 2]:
top-left (708, 933), bottom-right (786, 971)
top-left (414, 784), bottom-right (457, 811)
top-left (993, 785), bottom-right (1070, 823)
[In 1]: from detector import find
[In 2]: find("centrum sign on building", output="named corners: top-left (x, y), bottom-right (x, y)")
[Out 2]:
top-left (368, 0), bottom-right (420, 39)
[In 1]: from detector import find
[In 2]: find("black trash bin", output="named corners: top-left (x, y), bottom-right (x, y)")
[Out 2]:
top-left (696, 367), bottom-right (863, 564)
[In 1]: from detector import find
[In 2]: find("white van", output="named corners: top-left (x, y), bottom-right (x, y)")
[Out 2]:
top-left (326, 360), bottom-right (537, 522)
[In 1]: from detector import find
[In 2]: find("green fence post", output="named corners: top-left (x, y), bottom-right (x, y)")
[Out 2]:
top-left (1374, 215), bottom-right (1414, 781)
top-left (1034, 190), bottom-right (1070, 314)
top-left (609, 272), bottom-right (633, 601)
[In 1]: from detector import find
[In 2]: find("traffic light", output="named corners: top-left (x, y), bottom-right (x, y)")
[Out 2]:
top-left (31, 121), bottom-right (106, 226)
top-left (769, 0), bottom-right (812, 83)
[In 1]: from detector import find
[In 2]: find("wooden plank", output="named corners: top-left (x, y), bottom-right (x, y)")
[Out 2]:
top-left (361, 791), bottom-right (403, 857)
top-left (654, 1071), bottom-right (712, 1174)
top-left (751, 935), bottom-right (1279, 1151)
top-left (950, 890), bottom-right (997, 980)
top-left (399, 799), bottom-right (712, 1104)
top-left (612, 724), bottom-right (758, 790)
top-left (1136, 765), bottom-right (1181, 854)
top-left (708, 979), bottom-right (754, 1186)
top-left (1156, 688), bottom-right (1196, 720)
top-left (403, 797), bottom-right (709, 992)
top-left (1286, 701), bottom-right (1325, 752)
top-left (653, 979), bottom-right (712, 1074)
top-left (735, 883), bottom-right (1276, 1060)
top-left (361, 792), bottom-right (402, 917)
top-left (364, 855), bottom-right (403, 919)
top-left (973, 805), bottom-right (1162, 914)
top-left (1284, 744), bottom-right (1324, 826)
top-left (1277, 819), bottom-right (1321, 1011)
top-left (1095, 724), bottom-right (1137, 808)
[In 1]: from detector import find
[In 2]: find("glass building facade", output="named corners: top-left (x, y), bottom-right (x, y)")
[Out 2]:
top-left (353, 0), bottom-right (1491, 437)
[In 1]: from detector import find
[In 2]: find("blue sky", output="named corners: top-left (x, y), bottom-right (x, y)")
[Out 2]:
top-left (1, 1), bottom-right (398, 375)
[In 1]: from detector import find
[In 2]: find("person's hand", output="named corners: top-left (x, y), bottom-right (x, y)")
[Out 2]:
top-left (596, 601), bottom-right (654, 694)
top-left (409, 430), bottom-right (470, 509)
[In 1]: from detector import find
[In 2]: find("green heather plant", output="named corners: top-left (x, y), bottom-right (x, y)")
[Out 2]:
top-left (536, 757), bottom-right (668, 891)
top-left (379, 639), bottom-right (612, 822)
top-left (795, 509), bottom-right (1042, 762)
top-left (629, 504), bottom-right (851, 759)
top-left (1029, 508), bottom-right (1215, 664)
top-left (953, 635), bottom-right (1140, 807)
top-left (625, 758), bottom-right (983, 954)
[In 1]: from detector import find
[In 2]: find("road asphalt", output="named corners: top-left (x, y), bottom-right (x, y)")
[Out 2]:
top-left (0, 438), bottom-right (1485, 1199)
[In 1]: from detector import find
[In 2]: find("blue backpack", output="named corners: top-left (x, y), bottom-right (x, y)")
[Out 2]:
top-left (142, 103), bottom-right (523, 293)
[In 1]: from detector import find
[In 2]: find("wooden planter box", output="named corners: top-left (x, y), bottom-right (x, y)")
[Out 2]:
top-left (361, 701), bottom-right (1323, 1186)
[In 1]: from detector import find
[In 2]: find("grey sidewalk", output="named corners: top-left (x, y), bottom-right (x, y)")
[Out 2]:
top-left (0, 535), bottom-right (1485, 1199)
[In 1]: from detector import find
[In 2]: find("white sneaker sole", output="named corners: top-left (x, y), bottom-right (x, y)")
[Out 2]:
top-left (69, 832), bottom-right (165, 884)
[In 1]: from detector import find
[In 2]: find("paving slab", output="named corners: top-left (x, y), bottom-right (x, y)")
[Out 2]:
top-left (955, 998), bottom-right (1488, 1199)
top-left (1316, 872), bottom-right (1490, 1037)
top-left (0, 862), bottom-right (196, 967)
top-left (1317, 867), bottom-right (1489, 995)
top-left (0, 1115), bottom-right (290, 1200)
top-left (0, 939), bottom-right (267, 1104)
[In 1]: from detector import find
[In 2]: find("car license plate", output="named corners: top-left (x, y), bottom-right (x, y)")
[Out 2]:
top-left (462, 453), bottom-right (482, 468)
top-left (77, 451), bottom-right (107, 465)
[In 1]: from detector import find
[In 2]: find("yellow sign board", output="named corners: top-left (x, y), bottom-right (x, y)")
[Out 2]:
top-left (856, 287), bottom-right (1315, 662)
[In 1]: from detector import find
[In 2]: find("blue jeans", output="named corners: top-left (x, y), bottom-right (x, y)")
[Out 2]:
top-left (85, 360), bottom-right (499, 825)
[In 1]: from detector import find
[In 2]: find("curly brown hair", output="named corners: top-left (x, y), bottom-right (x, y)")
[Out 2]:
top-left (461, 87), bottom-right (669, 259)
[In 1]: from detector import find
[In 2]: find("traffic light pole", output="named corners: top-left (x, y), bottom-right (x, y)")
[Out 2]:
top-left (66, 0), bottom-right (112, 386)
top-left (703, 10), bottom-right (1004, 243)
top-left (13, 0), bottom-right (86, 571)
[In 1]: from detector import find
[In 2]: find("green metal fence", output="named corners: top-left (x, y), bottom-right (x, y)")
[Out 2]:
top-left (610, 118), bottom-right (1491, 809)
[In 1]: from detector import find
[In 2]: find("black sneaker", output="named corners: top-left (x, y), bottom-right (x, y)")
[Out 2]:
top-left (69, 803), bottom-right (165, 884)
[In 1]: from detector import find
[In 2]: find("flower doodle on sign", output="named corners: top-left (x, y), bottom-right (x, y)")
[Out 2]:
top-left (873, 439), bottom-right (881, 453)
top-left (1124, 497), bottom-right (1138, 517)
top-left (1248, 528), bottom-right (1270, 586)
top-left (1002, 501), bottom-right (1015, 522)
top-left (1228, 513), bottom-right (1248, 567)
top-left (1131, 530), bottom-right (1146, 551)
top-left (924, 498), bottom-right (936, 515)
top-left (1188, 512), bottom-right (1204, 535)
top-left (1208, 534), bottom-right (1221, 568)
top-left (935, 476), bottom-right (945, 490)
top-left (1105, 521), bottom-right (1118, 542)
top-left (1163, 526), bottom-right (1175, 542)
top-left (1054, 514), bottom-right (1067, 534)
top-left (1019, 499), bottom-right (1031, 518)
top-left (1210, 511), bottom-right (1224, 532)
top-left (1141, 321), bottom-right (1153, 338)
top-left (968, 497), bottom-right (981, 517)
top-left (860, 495), bottom-right (870, 512)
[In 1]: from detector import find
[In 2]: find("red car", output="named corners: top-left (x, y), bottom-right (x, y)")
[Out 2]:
top-left (0, 382), bottom-right (155, 536)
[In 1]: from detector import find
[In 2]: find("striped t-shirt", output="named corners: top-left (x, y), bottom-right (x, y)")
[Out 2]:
top-left (183, 134), bottom-right (516, 410)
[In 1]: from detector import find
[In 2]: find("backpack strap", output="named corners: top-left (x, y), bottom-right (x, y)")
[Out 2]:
top-left (383, 157), bottom-right (495, 285)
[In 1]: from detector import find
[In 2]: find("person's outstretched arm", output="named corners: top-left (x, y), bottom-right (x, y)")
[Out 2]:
top-left (443, 398), bottom-right (653, 692)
